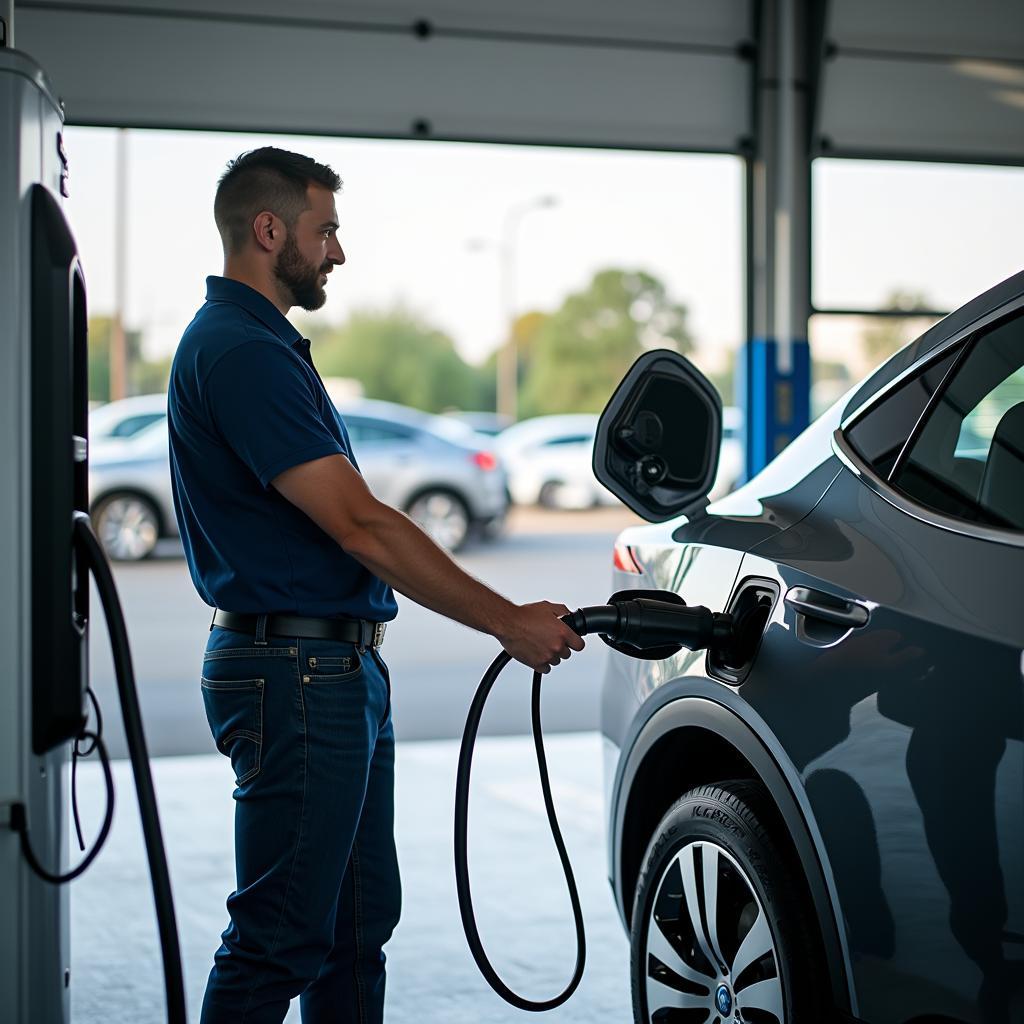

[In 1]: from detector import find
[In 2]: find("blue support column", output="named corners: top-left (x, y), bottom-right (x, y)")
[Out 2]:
top-left (742, 0), bottom-right (812, 481)
top-left (740, 337), bottom-right (810, 478)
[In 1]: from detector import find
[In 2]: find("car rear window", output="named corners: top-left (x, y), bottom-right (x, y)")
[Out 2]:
top-left (844, 345), bottom-right (962, 478)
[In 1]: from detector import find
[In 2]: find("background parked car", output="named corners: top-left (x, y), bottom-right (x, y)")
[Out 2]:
top-left (596, 271), bottom-right (1024, 1024)
top-left (496, 413), bottom-right (613, 509)
top-left (88, 395), bottom-right (508, 559)
top-left (334, 398), bottom-right (508, 551)
top-left (441, 410), bottom-right (513, 437)
top-left (88, 392), bottom-right (167, 448)
top-left (496, 409), bottom-right (744, 510)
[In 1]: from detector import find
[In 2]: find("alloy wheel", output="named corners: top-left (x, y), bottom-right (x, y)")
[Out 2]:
top-left (406, 491), bottom-right (470, 551)
top-left (95, 495), bottom-right (160, 561)
top-left (644, 840), bottom-right (783, 1023)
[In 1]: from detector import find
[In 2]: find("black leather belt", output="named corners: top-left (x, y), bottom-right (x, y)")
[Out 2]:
top-left (212, 610), bottom-right (387, 650)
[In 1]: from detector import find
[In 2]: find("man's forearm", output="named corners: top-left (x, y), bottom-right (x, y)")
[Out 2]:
top-left (342, 501), bottom-right (516, 635)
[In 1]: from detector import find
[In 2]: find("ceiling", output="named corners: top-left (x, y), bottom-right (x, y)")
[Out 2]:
top-left (13, 0), bottom-right (1024, 163)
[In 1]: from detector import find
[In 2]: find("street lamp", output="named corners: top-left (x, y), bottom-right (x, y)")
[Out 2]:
top-left (494, 195), bottom-right (558, 422)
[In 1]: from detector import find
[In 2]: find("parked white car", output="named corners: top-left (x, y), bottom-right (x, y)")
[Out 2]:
top-left (88, 393), bottom-right (167, 450)
top-left (496, 409), bottom-right (746, 510)
top-left (496, 414), bottom-right (612, 509)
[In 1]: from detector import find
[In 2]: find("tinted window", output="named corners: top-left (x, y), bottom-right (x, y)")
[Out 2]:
top-left (892, 313), bottom-right (1024, 531)
top-left (346, 419), bottom-right (415, 444)
top-left (109, 412), bottom-right (165, 438)
top-left (541, 434), bottom-right (592, 447)
top-left (844, 345), bottom-right (960, 477)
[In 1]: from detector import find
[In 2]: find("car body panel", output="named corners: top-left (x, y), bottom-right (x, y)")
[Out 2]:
top-left (739, 468), bottom-right (1023, 1024)
top-left (601, 269), bottom-right (1024, 1023)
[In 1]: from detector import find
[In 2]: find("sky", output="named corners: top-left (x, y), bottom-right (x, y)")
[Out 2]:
top-left (62, 127), bottom-right (1024, 378)
top-left (62, 129), bottom-right (744, 369)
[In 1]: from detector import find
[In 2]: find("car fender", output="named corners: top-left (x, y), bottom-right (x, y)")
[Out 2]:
top-left (610, 677), bottom-right (858, 1017)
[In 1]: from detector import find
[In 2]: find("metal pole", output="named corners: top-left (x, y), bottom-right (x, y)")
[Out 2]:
top-left (496, 196), bottom-right (557, 422)
top-left (497, 219), bottom-right (517, 422)
top-left (743, 0), bottom-right (811, 477)
top-left (110, 129), bottom-right (128, 401)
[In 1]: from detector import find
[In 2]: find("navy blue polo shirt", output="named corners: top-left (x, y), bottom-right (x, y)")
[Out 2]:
top-left (167, 276), bottom-right (398, 622)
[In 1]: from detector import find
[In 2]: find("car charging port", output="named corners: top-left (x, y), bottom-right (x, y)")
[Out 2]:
top-left (708, 577), bottom-right (779, 684)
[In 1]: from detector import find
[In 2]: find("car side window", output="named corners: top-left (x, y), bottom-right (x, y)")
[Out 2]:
top-left (844, 346), bottom-right (961, 478)
top-left (891, 312), bottom-right (1024, 531)
top-left (541, 434), bottom-right (592, 447)
top-left (347, 419), bottom-right (415, 444)
top-left (110, 412), bottom-right (165, 438)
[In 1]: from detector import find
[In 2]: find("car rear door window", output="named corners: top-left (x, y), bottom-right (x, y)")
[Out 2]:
top-left (109, 411), bottom-right (166, 438)
top-left (844, 345), bottom-right (961, 478)
top-left (541, 434), bottom-right (593, 447)
top-left (346, 418), bottom-right (416, 444)
top-left (891, 312), bottom-right (1024, 531)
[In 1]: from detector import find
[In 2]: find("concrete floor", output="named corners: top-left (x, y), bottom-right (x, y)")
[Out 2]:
top-left (70, 733), bottom-right (633, 1023)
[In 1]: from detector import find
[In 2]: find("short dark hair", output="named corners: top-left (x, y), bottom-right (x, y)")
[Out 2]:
top-left (214, 147), bottom-right (342, 254)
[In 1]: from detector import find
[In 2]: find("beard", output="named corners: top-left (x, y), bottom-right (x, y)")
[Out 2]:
top-left (274, 233), bottom-right (329, 311)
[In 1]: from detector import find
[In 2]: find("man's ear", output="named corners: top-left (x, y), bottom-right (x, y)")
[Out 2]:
top-left (252, 211), bottom-right (280, 253)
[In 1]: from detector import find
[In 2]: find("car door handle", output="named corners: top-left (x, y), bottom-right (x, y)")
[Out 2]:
top-left (784, 587), bottom-right (870, 628)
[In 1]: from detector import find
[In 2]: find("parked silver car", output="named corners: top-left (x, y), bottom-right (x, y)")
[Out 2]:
top-left (334, 398), bottom-right (508, 550)
top-left (88, 396), bottom-right (508, 559)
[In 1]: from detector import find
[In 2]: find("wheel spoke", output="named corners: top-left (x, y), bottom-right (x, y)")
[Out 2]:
top-left (646, 975), bottom-right (714, 1018)
top-left (646, 919), bottom-right (715, 988)
top-left (730, 908), bottom-right (773, 981)
top-left (701, 843), bottom-right (728, 971)
top-left (737, 976), bottom-right (784, 1021)
top-left (679, 846), bottom-right (721, 975)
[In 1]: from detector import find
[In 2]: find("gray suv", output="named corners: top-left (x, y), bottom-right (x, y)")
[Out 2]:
top-left (595, 270), bottom-right (1024, 1023)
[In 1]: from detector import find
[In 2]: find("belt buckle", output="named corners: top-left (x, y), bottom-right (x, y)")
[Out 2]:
top-left (373, 622), bottom-right (386, 649)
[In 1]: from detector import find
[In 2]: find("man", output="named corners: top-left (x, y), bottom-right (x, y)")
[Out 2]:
top-left (167, 146), bottom-right (584, 1024)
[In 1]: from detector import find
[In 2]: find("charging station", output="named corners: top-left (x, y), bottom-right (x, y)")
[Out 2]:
top-left (0, 48), bottom-right (81, 1023)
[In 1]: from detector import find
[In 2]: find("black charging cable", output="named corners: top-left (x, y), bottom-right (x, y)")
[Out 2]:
top-left (11, 718), bottom-right (114, 884)
top-left (454, 595), bottom-right (733, 1011)
top-left (72, 512), bottom-right (188, 1024)
top-left (72, 687), bottom-right (104, 852)
top-left (454, 649), bottom-right (586, 1011)
top-left (12, 514), bottom-right (187, 1024)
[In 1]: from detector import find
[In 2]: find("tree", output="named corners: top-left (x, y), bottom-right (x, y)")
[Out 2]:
top-left (87, 316), bottom-right (169, 402)
top-left (519, 268), bottom-right (692, 417)
top-left (308, 307), bottom-right (487, 413)
top-left (861, 289), bottom-right (939, 366)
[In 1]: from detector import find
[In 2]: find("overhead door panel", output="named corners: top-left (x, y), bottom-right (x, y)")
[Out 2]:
top-left (17, 1), bottom-right (752, 151)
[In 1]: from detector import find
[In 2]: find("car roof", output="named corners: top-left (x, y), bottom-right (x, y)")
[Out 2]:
top-left (89, 393), bottom-right (167, 427)
top-left (495, 414), bottom-right (599, 449)
top-left (334, 398), bottom-right (484, 449)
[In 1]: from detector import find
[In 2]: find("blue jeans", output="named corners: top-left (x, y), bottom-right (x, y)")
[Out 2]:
top-left (199, 625), bottom-right (401, 1024)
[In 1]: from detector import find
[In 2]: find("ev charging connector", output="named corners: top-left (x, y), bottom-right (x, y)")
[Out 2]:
top-left (454, 589), bottom-right (734, 1011)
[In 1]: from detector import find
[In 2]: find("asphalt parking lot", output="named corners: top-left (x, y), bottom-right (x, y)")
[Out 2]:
top-left (72, 507), bottom-right (640, 1023)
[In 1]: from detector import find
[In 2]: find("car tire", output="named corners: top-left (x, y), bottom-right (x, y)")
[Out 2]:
top-left (630, 780), bottom-right (828, 1024)
top-left (405, 489), bottom-right (471, 551)
top-left (537, 480), bottom-right (565, 509)
top-left (92, 492), bottom-right (161, 561)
